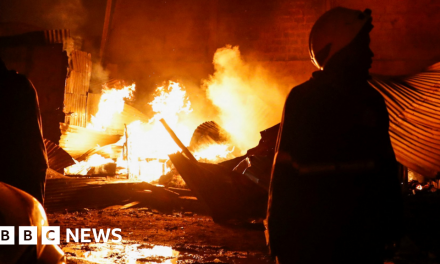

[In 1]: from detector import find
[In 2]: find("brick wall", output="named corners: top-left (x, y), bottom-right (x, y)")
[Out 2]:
top-left (332, 0), bottom-right (440, 75)
top-left (105, 0), bottom-right (440, 101)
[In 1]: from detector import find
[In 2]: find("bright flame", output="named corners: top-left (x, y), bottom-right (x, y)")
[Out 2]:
top-left (87, 83), bottom-right (135, 131)
top-left (65, 80), bottom-right (235, 182)
top-left (64, 154), bottom-right (114, 175)
top-left (149, 81), bottom-right (192, 124)
top-left (203, 45), bottom-right (288, 153)
top-left (64, 45), bottom-right (292, 182)
top-left (120, 81), bottom-right (194, 181)
top-left (194, 144), bottom-right (235, 163)
top-left (124, 81), bottom-right (194, 161)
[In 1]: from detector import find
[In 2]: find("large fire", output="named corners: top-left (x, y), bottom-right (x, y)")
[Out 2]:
top-left (64, 46), bottom-right (288, 182)
top-left (87, 83), bottom-right (136, 131)
top-left (65, 81), bottom-right (234, 182)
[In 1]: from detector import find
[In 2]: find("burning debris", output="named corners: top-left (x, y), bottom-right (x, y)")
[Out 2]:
top-left (55, 63), bottom-right (277, 223)
top-left (190, 121), bottom-right (237, 163)
top-left (65, 154), bottom-right (115, 176)
top-left (43, 39), bottom-right (440, 226)
top-left (62, 80), bottom-right (237, 184)
top-left (59, 45), bottom-right (291, 194)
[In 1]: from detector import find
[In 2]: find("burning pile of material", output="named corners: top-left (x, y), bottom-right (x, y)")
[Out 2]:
top-left (62, 45), bottom-right (290, 186)
top-left (64, 80), bottom-right (236, 182)
top-left (56, 46), bottom-right (293, 222)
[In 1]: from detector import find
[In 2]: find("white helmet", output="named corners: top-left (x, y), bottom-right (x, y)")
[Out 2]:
top-left (309, 7), bottom-right (372, 70)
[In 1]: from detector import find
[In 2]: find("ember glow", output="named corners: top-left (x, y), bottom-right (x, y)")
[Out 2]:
top-left (65, 81), bottom-right (234, 182)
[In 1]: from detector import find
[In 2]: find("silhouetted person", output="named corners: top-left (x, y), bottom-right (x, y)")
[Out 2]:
top-left (0, 57), bottom-right (48, 205)
top-left (266, 7), bottom-right (402, 264)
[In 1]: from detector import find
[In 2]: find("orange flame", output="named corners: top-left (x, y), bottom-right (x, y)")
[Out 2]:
top-left (87, 83), bottom-right (135, 131)
top-left (119, 82), bottom-right (197, 181)
top-left (65, 81), bottom-right (235, 182)
top-left (64, 154), bottom-right (114, 175)
top-left (194, 144), bottom-right (235, 163)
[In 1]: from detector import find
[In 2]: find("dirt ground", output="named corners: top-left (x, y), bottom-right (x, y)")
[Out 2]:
top-left (45, 192), bottom-right (440, 264)
top-left (47, 208), bottom-right (274, 264)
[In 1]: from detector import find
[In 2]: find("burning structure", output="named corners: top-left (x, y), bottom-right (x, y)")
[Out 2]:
top-left (0, 0), bottom-right (439, 217)
top-left (0, 0), bottom-right (438, 211)
top-left (1, 0), bottom-right (440, 263)
top-left (61, 79), bottom-right (237, 181)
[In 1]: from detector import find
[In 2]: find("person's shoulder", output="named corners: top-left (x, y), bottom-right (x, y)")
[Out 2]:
top-left (11, 71), bottom-right (30, 83)
top-left (286, 78), bottom-right (316, 104)
top-left (5, 71), bottom-right (35, 91)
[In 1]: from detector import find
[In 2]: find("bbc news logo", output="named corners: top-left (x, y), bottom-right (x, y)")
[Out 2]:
top-left (0, 227), bottom-right (59, 245)
top-left (0, 227), bottom-right (122, 245)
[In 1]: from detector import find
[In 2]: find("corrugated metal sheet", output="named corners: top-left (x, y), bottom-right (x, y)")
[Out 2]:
top-left (189, 121), bottom-right (229, 149)
top-left (44, 179), bottom-right (188, 213)
top-left (65, 71), bottom-right (90, 94)
top-left (86, 93), bottom-right (102, 124)
top-left (44, 139), bottom-right (75, 173)
top-left (70, 50), bottom-right (92, 75)
top-left (64, 94), bottom-right (87, 127)
top-left (44, 29), bottom-right (70, 44)
top-left (369, 62), bottom-right (440, 178)
top-left (64, 50), bottom-right (92, 127)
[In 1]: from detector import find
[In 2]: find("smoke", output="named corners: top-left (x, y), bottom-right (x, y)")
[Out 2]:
top-left (90, 62), bottom-right (109, 93)
top-left (44, 0), bottom-right (87, 35)
top-left (203, 45), bottom-right (288, 153)
top-left (0, 0), bottom-right (90, 44)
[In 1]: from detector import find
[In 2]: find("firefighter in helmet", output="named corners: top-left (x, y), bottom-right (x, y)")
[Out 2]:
top-left (266, 7), bottom-right (402, 264)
